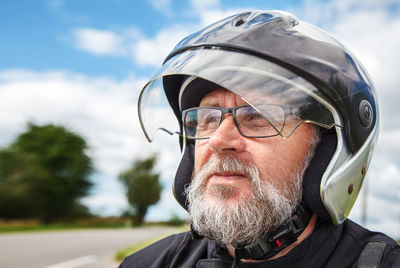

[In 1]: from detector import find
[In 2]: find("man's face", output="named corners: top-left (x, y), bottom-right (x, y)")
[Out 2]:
top-left (186, 88), bottom-right (319, 246)
top-left (193, 88), bottom-right (316, 204)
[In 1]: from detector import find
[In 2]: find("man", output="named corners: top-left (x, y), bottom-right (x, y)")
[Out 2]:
top-left (120, 10), bottom-right (400, 267)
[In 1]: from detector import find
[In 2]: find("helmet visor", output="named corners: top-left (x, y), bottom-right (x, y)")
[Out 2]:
top-left (138, 48), bottom-right (342, 142)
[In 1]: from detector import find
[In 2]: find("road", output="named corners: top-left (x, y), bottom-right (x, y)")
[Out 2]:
top-left (0, 226), bottom-right (181, 268)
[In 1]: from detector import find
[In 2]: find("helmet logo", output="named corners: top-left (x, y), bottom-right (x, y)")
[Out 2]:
top-left (359, 99), bottom-right (373, 128)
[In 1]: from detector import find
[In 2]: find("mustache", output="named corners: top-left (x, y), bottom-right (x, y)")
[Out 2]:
top-left (193, 155), bottom-right (260, 185)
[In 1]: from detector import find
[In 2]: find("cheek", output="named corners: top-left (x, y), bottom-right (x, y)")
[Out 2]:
top-left (248, 139), bottom-right (279, 163)
top-left (194, 141), bottom-right (210, 174)
top-left (250, 137), bottom-right (308, 178)
top-left (278, 130), bottom-right (314, 172)
top-left (251, 145), bottom-right (284, 178)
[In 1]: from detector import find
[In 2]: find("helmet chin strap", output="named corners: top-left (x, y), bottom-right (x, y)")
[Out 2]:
top-left (234, 203), bottom-right (312, 260)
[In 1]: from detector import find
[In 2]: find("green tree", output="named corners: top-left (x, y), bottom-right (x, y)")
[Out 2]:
top-left (119, 155), bottom-right (162, 225)
top-left (0, 149), bottom-right (48, 219)
top-left (0, 123), bottom-right (93, 223)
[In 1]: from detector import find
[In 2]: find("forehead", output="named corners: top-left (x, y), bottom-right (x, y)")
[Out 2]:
top-left (199, 88), bottom-right (287, 107)
top-left (199, 88), bottom-right (248, 107)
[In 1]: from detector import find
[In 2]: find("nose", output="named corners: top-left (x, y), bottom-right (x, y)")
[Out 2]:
top-left (207, 115), bottom-right (246, 154)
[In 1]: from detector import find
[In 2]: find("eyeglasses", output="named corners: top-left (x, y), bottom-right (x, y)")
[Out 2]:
top-left (182, 104), bottom-right (298, 140)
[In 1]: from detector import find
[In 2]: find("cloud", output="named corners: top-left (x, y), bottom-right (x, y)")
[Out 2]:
top-left (334, 0), bottom-right (400, 8)
top-left (47, 0), bottom-right (64, 9)
top-left (73, 28), bottom-right (127, 56)
top-left (351, 181), bottom-right (400, 238)
top-left (0, 69), bottom-right (141, 173)
top-left (81, 175), bottom-right (128, 216)
top-left (186, 0), bottom-right (247, 27)
top-left (131, 0), bottom-right (246, 66)
top-left (68, 0), bottom-right (242, 67)
top-left (0, 69), bottom-right (186, 218)
top-left (46, 0), bottom-right (90, 24)
top-left (132, 26), bottom-right (191, 67)
top-left (190, 0), bottom-right (220, 10)
top-left (131, 1), bottom-right (243, 67)
top-left (148, 0), bottom-right (173, 17)
top-left (70, 24), bottom-right (190, 67)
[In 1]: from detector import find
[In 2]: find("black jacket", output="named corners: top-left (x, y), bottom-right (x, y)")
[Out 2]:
top-left (119, 219), bottom-right (400, 267)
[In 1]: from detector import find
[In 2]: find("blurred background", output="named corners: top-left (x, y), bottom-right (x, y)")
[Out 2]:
top-left (1, 0), bottom-right (400, 266)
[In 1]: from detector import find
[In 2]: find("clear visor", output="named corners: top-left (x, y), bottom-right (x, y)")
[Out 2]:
top-left (138, 48), bottom-right (343, 142)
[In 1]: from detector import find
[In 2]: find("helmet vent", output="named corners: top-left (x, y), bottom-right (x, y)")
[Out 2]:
top-left (359, 99), bottom-right (373, 128)
top-left (232, 12), bottom-right (250, 27)
top-left (234, 18), bottom-right (245, 27)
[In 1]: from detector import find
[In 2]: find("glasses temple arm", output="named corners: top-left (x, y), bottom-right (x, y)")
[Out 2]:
top-left (156, 127), bottom-right (183, 137)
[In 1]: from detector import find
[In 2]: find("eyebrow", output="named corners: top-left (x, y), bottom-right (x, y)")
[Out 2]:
top-left (199, 101), bottom-right (220, 107)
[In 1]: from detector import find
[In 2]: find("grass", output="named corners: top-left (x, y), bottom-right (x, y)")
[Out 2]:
top-left (0, 217), bottom-right (132, 234)
top-left (0, 223), bottom-right (82, 233)
top-left (114, 224), bottom-right (190, 262)
top-left (0, 214), bottom-right (188, 234)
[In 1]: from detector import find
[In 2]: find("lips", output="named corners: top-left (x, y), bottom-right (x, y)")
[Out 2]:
top-left (211, 171), bottom-right (246, 177)
top-left (209, 172), bottom-right (248, 184)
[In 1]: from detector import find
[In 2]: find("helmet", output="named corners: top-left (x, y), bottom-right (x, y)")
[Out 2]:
top-left (138, 10), bottom-right (378, 225)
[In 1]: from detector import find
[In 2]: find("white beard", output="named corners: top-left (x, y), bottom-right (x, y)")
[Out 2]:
top-left (185, 132), bottom-right (319, 247)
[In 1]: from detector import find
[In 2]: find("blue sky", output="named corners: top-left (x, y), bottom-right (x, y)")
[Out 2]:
top-left (1, 0), bottom-right (304, 78)
top-left (1, 0), bottom-right (400, 238)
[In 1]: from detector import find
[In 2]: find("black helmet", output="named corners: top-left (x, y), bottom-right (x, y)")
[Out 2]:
top-left (138, 10), bottom-right (378, 225)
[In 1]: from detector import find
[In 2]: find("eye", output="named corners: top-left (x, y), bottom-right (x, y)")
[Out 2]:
top-left (197, 113), bottom-right (219, 131)
top-left (238, 107), bottom-right (265, 124)
top-left (203, 113), bottom-right (220, 124)
top-left (244, 111), bottom-right (264, 122)
top-left (196, 108), bottom-right (218, 122)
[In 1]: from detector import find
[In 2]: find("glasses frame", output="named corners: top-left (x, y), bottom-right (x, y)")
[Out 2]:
top-left (182, 104), bottom-right (296, 140)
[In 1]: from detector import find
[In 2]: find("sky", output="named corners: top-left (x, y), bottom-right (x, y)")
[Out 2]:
top-left (1, 0), bottom-right (400, 238)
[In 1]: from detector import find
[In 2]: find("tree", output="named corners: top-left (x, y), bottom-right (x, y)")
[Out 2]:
top-left (119, 155), bottom-right (162, 225)
top-left (0, 149), bottom-right (49, 219)
top-left (0, 123), bottom-right (93, 223)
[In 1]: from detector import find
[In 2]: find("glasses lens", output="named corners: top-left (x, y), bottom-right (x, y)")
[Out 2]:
top-left (184, 108), bottom-right (222, 138)
top-left (236, 105), bottom-right (286, 137)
